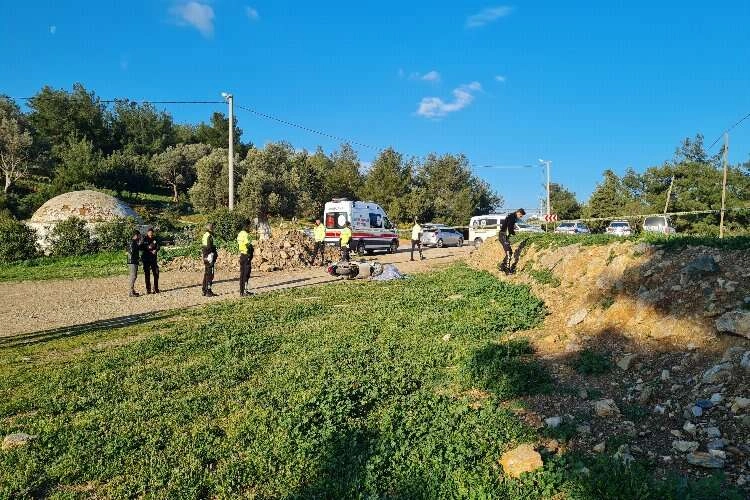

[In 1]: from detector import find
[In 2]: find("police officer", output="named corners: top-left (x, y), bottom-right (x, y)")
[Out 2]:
top-left (127, 229), bottom-right (141, 297)
top-left (201, 222), bottom-right (219, 297)
top-left (339, 221), bottom-right (352, 262)
top-left (499, 208), bottom-right (526, 274)
top-left (237, 221), bottom-right (254, 296)
top-left (410, 217), bottom-right (424, 261)
top-left (141, 227), bottom-right (160, 294)
top-left (313, 218), bottom-right (326, 266)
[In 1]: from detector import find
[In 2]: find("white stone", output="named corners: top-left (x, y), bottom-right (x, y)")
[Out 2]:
top-left (672, 440), bottom-right (699, 453)
top-left (545, 416), bottom-right (563, 429)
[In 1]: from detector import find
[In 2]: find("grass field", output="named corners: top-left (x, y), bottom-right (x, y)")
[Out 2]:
top-left (1, 264), bottom-right (741, 498)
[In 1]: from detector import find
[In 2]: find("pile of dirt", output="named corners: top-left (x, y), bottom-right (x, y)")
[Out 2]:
top-left (467, 238), bottom-right (750, 487)
top-left (163, 231), bottom-right (342, 273)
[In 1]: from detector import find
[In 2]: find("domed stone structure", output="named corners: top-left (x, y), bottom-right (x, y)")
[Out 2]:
top-left (28, 190), bottom-right (143, 251)
top-left (31, 190), bottom-right (141, 224)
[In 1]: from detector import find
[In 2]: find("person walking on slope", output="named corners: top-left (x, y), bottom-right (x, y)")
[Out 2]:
top-left (237, 221), bottom-right (254, 296)
top-left (498, 208), bottom-right (526, 274)
top-left (313, 218), bottom-right (326, 266)
top-left (201, 222), bottom-right (219, 297)
top-left (339, 221), bottom-right (352, 262)
top-left (127, 229), bottom-right (141, 297)
top-left (141, 227), bottom-right (160, 294)
top-left (410, 218), bottom-right (424, 261)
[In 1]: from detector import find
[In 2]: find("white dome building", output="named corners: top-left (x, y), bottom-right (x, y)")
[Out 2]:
top-left (28, 190), bottom-right (144, 251)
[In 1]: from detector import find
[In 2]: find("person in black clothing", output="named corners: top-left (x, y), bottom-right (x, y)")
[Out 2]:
top-left (141, 227), bottom-right (160, 294)
top-left (127, 230), bottom-right (141, 297)
top-left (498, 208), bottom-right (526, 274)
top-left (201, 222), bottom-right (219, 297)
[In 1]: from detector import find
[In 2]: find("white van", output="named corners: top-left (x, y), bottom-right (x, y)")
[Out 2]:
top-left (323, 199), bottom-right (400, 255)
top-left (469, 214), bottom-right (508, 247)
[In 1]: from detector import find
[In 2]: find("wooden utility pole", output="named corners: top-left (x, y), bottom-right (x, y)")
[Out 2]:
top-left (663, 176), bottom-right (674, 215)
top-left (719, 133), bottom-right (729, 239)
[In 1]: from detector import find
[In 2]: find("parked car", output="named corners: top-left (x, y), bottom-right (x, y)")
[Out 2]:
top-left (643, 215), bottom-right (676, 234)
top-left (421, 225), bottom-right (464, 247)
top-left (516, 223), bottom-right (544, 234)
top-left (554, 221), bottom-right (591, 234)
top-left (468, 213), bottom-right (507, 247)
top-left (606, 220), bottom-right (632, 237)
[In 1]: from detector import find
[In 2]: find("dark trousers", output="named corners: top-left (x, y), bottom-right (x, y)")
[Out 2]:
top-left (410, 239), bottom-right (422, 260)
top-left (340, 245), bottom-right (350, 262)
top-left (239, 254), bottom-right (251, 294)
top-left (499, 234), bottom-right (512, 268)
top-left (313, 241), bottom-right (325, 265)
top-left (143, 260), bottom-right (159, 292)
top-left (202, 261), bottom-right (215, 293)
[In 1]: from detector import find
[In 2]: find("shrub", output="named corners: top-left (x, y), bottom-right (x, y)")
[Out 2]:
top-left (96, 217), bottom-right (140, 251)
top-left (208, 208), bottom-right (249, 242)
top-left (528, 267), bottom-right (561, 287)
top-left (572, 349), bottom-right (612, 375)
top-left (0, 218), bottom-right (38, 262)
top-left (49, 217), bottom-right (92, 257)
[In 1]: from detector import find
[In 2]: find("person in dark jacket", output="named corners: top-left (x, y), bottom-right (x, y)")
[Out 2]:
top-left (498, 208), bottom-right (526, 274)
top-left (201, 222), bottom-right (219, 297)
top-left (127, 230), bottom-right (141, 297)
top-left (141, 227), bottom-right (160, 294)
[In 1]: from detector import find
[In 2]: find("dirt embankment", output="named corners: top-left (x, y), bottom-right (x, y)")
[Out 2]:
top-left (468, 238), bottom-right (750, 487)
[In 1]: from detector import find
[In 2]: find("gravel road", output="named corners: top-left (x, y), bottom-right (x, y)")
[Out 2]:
top-left (1, 245), bottom-right (473, 339)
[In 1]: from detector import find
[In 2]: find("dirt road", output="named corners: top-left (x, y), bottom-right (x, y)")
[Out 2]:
top-left (1, 246), bottom-right (472, 339)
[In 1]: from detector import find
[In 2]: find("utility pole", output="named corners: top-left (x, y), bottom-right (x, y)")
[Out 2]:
top-left (663, 176), bottom-right (674, 215)
top-left (539, 159), bottom-right (552, 230)
top-left (222, 92), bottom-right (235, 210)
top-left (720, 133), bottom-right (729, 239)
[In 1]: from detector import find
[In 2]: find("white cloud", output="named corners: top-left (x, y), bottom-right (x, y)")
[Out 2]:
top-left (245, 6), bottom-right (259, 21)
top-left (170, 1), bottom-right (215, 37)
top-left (421, 70), bottom-right (441, 82)
top-left (466, 6), bottom-right (512, 28)
top-left (416, 82), bottom-right (482, 119)
top-left (49, 25), bottom-right (57, 35)
top-left (495, 75), bottom-right (506, 82)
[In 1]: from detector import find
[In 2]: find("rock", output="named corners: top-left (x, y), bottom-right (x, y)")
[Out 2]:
top-left (545, 416), bottom-right (562, 429)
top-left (576, 424), bottom-right (591, 435)
top-left (593, 442), bottom-right (606, 453)
top-left (709, 449), bottom-right (727, 460)
top-left (670, 430), bottom-right (683, 438)
top-left (715, 311), bottom-right (750, 339)
top-left (499, 444), bottom-right (544, 478)
top-left (654, 404), bottom-right (666, 414)
top-left (683, 422), bottom-right (697, 435)
top-left (742, 415), bottom-right (750, 428)
top-left (672, 440), bottom-right (699, 453)
top-left (578, 388), bottom-right (589, 400)
top-left (442, 334), bottom-right (451, 342)
top-left (731, 397), bottom-right (750, 413)
top-left (567, 308), bottom-right (588, 327)
top-left (639, 387), bottom-right (653, 405)
top-left (695, 399), bottom-right (713, 410)
top-left (706, 439), bottom-right (726, 451)
top-left (704, 427), bottom-right (721, 438)
top-left (686, 452), bottom-right (725, 469)
top-left (617, 354), bottom-right (637, 371)
top-left (661, 369), bottom-right (670, 381)
top-left (2, 433), bottom-right (35, 451)
top-left (594, 399), bottom-right (620, 417)
top-left (690, 406), bottom-right (703, 418)
top-left (701, 363), bottom-right (733, 384)
top-left (741, 352), bottom-right (750, 370)
top-left (710, 393), bottom-right (723, 404)
top-left (722, 346), bottom-right (746, 363)
top-left (681, 256), bottom-right (720, 281)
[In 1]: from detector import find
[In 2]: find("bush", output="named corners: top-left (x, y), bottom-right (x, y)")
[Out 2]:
top-left (0, 218), bottom-right (38, 262)
top-left (464, 340), bottom-right (552, 398)
top-left (49, 217), bottom-right (93, 257)
top-left (572, 349), bottom-right (612, 375)
top-left (208, 208), bottom-right (249, 242)
top-left (96, 217), bottom-right (140, 251)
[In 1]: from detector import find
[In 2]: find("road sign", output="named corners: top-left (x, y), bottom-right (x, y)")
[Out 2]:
top-left (544, 214), bottom-right (558, 222)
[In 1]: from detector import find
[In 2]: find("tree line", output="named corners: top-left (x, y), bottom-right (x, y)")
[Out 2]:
top-left (0, 84), bottom-right (499, 226)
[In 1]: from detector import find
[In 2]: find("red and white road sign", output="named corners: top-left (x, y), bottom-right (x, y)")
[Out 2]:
top-left (544, 214), bottom-right (558, 222)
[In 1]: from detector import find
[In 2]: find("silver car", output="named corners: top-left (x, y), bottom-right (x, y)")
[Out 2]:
top-left (554, 221), bottom-right (591, 234)
top-left (643, 216), bottom-right (676, 234)
top-left (516, 223), bottom-right (544, 233)
top-left (606, 220), bottom-right (632, 237)
top-left (421, 225), bottom-right (464, 247)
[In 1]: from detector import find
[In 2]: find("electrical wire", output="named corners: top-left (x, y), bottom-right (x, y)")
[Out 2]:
top-left (709, 111), bottom-right (750, 150)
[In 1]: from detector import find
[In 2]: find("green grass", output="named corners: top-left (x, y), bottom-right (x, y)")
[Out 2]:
top-left (0, 245), bottom-right (200, 283)
top-left (527, 267), bottom-right (562, 288)
top-left (516, 232), bottom-right (750, 252)
top-left (0, 265), bottom-right (744, 498)
top-left (572, 349), bottom-right (612, 375)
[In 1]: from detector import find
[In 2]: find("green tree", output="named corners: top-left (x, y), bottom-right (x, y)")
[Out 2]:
top-left (111, 101), bottom-right (175, 156)
top-left (584, 169), bottom-right (631, 219)
top-left (189, 148), bottom-right (244, 212)
top-left (27, 83), bottom-right (111, 158)
top-left (53, 135), bottom-right (102, 192)
top-left (549, 183), bottom-right (581, 220)
top-left (359, 147), bottom-right (413, 222)
top-left (98, 151), bottom-right (151, 197)
top-left (0, 98), bottom-right (35, 193)
top-left (194, 112), bottom-right (250, 156)
top-left (151, 143), bottom-right (212, 201)
top-left (325, 143), bottom-right (363, 200)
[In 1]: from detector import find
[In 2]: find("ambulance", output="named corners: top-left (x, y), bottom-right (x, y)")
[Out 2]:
top-left (323, 198), bottom-right (400, 255)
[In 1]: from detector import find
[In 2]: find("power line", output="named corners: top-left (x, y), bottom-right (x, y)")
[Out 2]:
top-left (234, 103), bottom-right (377, 150)
top-left (5, 96), bottom-right (224, 105)
top-left (709, 110), bottom-right (750, 150)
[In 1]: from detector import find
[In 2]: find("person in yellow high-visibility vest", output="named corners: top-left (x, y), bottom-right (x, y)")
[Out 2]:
top-left (313, 218), bottom-right (326, 266)
top-left (237, 221), bottom-right (254, 296)
top-left (339, 221), bottom-right (352, 262)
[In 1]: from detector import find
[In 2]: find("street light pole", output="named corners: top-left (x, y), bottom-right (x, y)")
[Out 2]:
top-left (539, 159), bottom-right (551, 229)
top-left (222, 92), bottom-right (235, 210)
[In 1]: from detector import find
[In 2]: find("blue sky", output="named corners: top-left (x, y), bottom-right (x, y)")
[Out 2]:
top-left (2, 1), bottom-right (749, 210)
